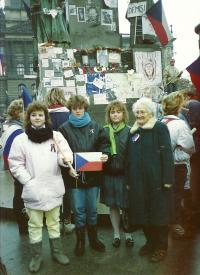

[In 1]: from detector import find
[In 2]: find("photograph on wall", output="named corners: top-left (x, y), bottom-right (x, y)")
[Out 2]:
top-left (69, 5), bottom-right (76, 15)
top-left (86, 6), bottom-right (100, 24)
top-left (101, 9), bottom-right (113, 25)
top-left (134, 51), bottom-right (162, 85)
top-left (77, 7), bottom-right (86, 22)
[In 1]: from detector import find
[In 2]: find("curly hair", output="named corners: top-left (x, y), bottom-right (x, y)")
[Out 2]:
top-left (105, 100), bottom-right (129, 124)
top-left (67, 95), bottom-right (89, 111)
top-left (45, 88), bottom-right (68, 107)
top-left (24, 101), bottom-right (51, 128)
top-left (7, 99), bottom-right (24, 121)
top-left (162, 91), bottom-right (184, 116)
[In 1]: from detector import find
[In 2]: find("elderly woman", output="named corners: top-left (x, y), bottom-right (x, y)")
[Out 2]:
top-left (126, 97), bottom-right (174, 262)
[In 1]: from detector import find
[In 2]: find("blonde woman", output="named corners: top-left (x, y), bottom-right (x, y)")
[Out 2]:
top-left (162, 92), bottom-right (195, 239)
top-left (46, 88), bottom-right (74, 234)
top-left (1, 99), bottom-right (28, 234)
top-left (102, 100), bottom-right (134, 248)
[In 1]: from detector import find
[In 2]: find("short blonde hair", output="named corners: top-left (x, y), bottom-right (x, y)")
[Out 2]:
top-left (45, 88), bottom-right (68, 107)
top-left (162, 91), bottom-right (184, 115)
top-left (132, 97), bottom-right (156, 117)
top-left (105, 100), bottom-right (129, 124)
top-left (7, 99), bottom-right (23, 121)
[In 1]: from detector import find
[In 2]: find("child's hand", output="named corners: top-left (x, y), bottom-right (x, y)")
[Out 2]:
top-left (101, 154), bottom-right (108, 163)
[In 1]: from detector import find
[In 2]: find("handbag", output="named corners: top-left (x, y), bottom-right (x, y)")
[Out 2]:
top-left (104, 154), bottom-right (124, 175)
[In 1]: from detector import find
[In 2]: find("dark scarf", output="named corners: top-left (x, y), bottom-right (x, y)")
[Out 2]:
top-left (25, 124), bottom-right (53, 143)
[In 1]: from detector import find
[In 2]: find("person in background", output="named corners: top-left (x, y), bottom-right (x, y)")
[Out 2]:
top-left (59, 95), bottom-right (110, 257)
top-left (8, 102), bottom-right (73, 273)
top-left (185, 99), bottom-right (200, 219)
top-left (0, 99), bottom-right (28, 235)
top-left (161, 92), bottom-right (195, 239)
top-left (101, 100), bottom-right (134, 248)
top-left (46, 87), bottom-right (75, 235)
top-left (126, 97), bottom-right (174, 262)
top-left (163, 58), bottom-right (182, 94)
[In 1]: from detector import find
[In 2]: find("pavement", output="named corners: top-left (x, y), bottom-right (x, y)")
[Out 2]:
top-left (1, 156), bottom-right (200, 275)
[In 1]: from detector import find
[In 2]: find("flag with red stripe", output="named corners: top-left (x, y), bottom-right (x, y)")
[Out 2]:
top-left (146, 0), bottom-right (172, 46)
top-left (74, 152), bottom-right (103, 172)
top-left (186, 56), bottom-right (200, 94)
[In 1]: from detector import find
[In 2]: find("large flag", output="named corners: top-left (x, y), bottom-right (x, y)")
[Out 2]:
top-left (74, 152), bottom-right (103, 172)
top-left (186, 56), bottom-right (200, 92)
top-left (146, 0), bottom-right (172, 46)
top-left (21, 86), bottom-right (32, 108)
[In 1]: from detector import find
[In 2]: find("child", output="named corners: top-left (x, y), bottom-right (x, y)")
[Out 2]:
top-left (59, 95), bottom-right (110, 257)
top-left (102, 100), bottom-right (134, 248)
top-left (8, 102), bottom-right (73, 273)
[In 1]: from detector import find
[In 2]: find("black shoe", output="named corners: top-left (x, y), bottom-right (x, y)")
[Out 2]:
top-left (75, 227), bottom-right (85, 256)
top-left (112, 238), bottom-right (120, 248)
top-left (87, 225), bottom-right (105, 252)
top-left (125, 238), bottom-right (134, 248)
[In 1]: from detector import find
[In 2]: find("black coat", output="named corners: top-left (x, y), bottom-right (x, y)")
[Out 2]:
top-left (59, 120), bottom-right (110, 189)
top-left (126, 119), bottom-right (174, 226)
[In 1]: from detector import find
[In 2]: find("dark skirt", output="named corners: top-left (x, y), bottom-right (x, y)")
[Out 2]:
top-left (101, 175), bottom-right (128, 209)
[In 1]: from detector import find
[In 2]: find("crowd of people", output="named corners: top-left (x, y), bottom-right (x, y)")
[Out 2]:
top-left (1, 86), bottom-right (200, 273)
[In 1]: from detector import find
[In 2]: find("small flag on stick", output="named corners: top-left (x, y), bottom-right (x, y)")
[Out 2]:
top-left (74, 152), bottom-right (103, 172)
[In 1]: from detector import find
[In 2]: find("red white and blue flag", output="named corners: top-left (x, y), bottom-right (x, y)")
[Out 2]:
top-left (186, 56), bottom-right (200, 94)
top-left (146, 0), bottom-right (172, 46)
top-left (74, 152), bottom-right (103, 172)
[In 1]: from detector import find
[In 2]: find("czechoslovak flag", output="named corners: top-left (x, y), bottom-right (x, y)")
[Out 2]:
top-left (186, 56), bottom-right (200, 93)
top-left (74, 152), bottom-right (103, 172)
top-left (146, 0), bottom-right (172, 46)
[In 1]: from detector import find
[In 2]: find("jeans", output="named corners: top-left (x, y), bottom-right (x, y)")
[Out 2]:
top-left (70, 187), bottom-right (99, 228)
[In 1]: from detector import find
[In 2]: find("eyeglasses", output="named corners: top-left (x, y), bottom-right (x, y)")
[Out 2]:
top-left (134, 110), bottom-right (148, 115)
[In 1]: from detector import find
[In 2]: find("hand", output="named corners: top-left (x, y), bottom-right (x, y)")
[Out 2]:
top-left (163, 184), bottom-right (172, 190)
top-left (69, 168), bottom-right (79, 178)
top-left (100, 154), bottom-right (108, 163)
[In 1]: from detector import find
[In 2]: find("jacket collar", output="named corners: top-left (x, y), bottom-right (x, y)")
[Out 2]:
top-left (130, 117), bottom-right (157, 134)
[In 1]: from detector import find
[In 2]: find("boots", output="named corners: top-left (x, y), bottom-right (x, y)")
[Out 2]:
top-left (49, 238), bottom-right (70, 265)
top-left (29, 242), bottom-right (42, 273)
top-left (75, 227), bottom-right (85, 256)
top-left (87, 224), bottom-right (105, 252)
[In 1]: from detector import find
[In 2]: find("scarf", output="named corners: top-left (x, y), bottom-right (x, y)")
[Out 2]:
top-left (25, 124), bottom-right (53, 143)
top-left (104, 122), bottom-right (125, 155)
top-left (69, 112), bottom-right (91, 128)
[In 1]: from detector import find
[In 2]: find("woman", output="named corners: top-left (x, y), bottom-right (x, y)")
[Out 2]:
top-left (102, 100), bottom-right (134, 248)
top-left (162, 92), bottom-right (195, 239)
top-left (8, 102), bottom-right (73, 273)
top-left (59, 95), bottom-right (110, 257)
top-left (126, 97), bottom-right (174, 262)
top-left (0, 99), bottom-right (28, 234)
top-left (46, 87), bottom-right (75, 235)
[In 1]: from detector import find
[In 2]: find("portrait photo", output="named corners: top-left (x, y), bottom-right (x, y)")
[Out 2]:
top-left (77, 7), bottom-right (86, 22)
top-left (86, 6), bottom-right (99, 24)
top-left (101, 9), bottom-right (113, 25)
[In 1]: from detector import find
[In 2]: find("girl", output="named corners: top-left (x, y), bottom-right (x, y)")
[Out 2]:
top-left (59, 95), bottom-right (110, 257)
top-left (102, 100), bottom-right (134, 248)
top-left (8, 102), bottom-right (73, 273)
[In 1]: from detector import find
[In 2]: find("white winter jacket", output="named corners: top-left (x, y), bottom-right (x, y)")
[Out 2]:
top-left (162, 115), bottom-right (195, 164)
top-left (8, 131), bottom-right (73, 211)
